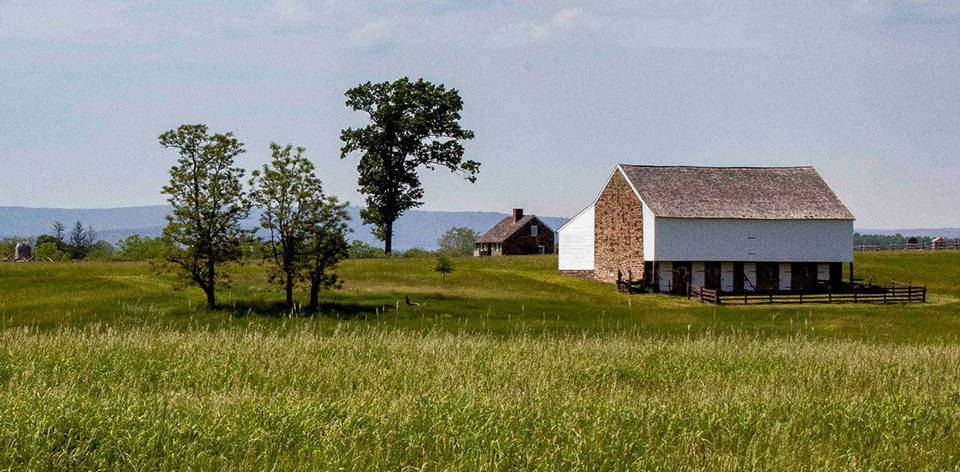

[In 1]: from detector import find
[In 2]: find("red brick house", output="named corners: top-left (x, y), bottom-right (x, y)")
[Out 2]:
top-left (558, 165), bottom-right (854, 293)
top-left (475, 209), bottom-right (555, 257)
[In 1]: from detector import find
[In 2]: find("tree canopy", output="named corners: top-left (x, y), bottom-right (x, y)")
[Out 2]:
top-left (340, 77), bottom-right (479, 254)
top-left (249, 143), bottom-right (328, 310)
top-left (158, 124), bottom-right (250, 310)
top-left (437, 226), bottom-right (478, 257)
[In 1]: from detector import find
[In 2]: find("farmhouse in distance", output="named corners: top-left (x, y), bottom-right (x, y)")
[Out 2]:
top-left (475, 209), bottom-right (555, 257)
top-left (558, 165), bottom-right (855, 294)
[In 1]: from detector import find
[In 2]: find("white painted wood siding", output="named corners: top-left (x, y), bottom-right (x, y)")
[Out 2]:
top-left (653, 218), bottom-right (853, 263)
top-left (642, 203), bottom-right (656, 261)
top-left (817, 263), bottom-right (830, 282)
top-left (779, 263), bottom-right (792, 291)
top-left (721, 262), bottom-right (734, 292)
top-left (744, 263), bottom-right (757, 291)
top-left (658, 261), bottom-right (673, 292)
top-left (558, 205), bottom-right (595, 271)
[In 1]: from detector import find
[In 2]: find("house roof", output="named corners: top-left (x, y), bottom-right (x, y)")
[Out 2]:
top-left (477, 215), bottom-right (546, 243)
top-left (618, 165), bottom-right (854, 220)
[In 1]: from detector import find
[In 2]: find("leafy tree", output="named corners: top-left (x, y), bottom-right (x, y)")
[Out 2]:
top-left (36, 234), bottom-right (61, 250)
top-left (401, 247), bottom-right (433, 258)
top-left (86, 240), bottom-right (115, 261)
top-left (302, 196), bottom-right (351, 312)
top-left (340, 77), bottom-right (479, 254)
top-left (347, 240), bottom-right (384, 259)
top-left (34, 242), bottom-right (71, 262)
top-left (115, 235), bottom-right (166, 261)
top-left (249, 143), bottom-right (326, 310)
top-left (437, 226), bottom-right (478, 257)
top-left (434, 253), bottom-right (454, 280)
top-left (158, 124), bottom-right (250, 310)
top-left (0, 238), bottom-right (21, 258)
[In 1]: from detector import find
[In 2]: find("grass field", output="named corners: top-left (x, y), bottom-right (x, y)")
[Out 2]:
top-left (2, 252), bottom-right (960, 469)
top-left (2, 252), bottom-right (960, 342)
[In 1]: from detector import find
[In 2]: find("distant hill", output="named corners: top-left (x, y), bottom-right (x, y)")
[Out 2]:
top-left (0, 206), bottom-right (569, 251)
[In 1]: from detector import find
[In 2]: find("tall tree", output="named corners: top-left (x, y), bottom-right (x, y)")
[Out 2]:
top-left (53, 221), bottom-right (65, 243)
top-left (437, 226), bottom-right (479, 257)
top-left (67, 221), bottom-right (94, 259)
top-left (249, 143), bottom-right (325, 310)
top-left (302, 196), bottom-right (351, 312)
top-left (158, 124), bottom-right (250, 310)
top-left (340, 77), bottom-right (479, 254)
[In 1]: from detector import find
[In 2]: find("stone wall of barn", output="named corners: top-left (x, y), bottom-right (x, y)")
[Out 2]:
top-left (593, 170), bottom-right (644, 282)
top-left (501, 218), bottom-right (556, 255)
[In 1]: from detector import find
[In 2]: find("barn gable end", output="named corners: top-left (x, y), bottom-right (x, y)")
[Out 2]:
top-left (593, 169), bottom-right (645, 282)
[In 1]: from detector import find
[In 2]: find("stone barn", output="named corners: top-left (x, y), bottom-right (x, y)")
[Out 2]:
top-left (475, 209), bottom-right (555, 257)
top-left (558, 165), bottom-right (854, 294)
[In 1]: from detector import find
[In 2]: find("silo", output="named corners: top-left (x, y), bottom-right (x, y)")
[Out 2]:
top-left (15, 242), bottom-right (32, 261)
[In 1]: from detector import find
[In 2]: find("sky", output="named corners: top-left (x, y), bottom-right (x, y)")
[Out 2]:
top-left (1, 0), bottom-right (958, 229)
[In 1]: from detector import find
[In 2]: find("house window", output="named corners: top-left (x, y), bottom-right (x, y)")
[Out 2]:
top-left (496, 243), bottom-right (502, 252)
top-left (537, 245), bottom-right (545, 254)
top-left (608, 268), bottom-right (615, 279)
top-left (530, 225), bottom-right (538, 237)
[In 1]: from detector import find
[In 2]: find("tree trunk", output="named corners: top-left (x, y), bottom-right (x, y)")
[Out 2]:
top-left (285, 273), bottom-right (294, 311)
top-left (205, 286), bottom-right (216, 310)
top-left (384, 219), bottom-right (393, 254)
top-left (308, 278), bottom-right (320, 312)
top-left (206, 258), bottom-right (216, 310)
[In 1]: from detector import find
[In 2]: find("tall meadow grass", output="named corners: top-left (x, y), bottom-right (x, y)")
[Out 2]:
top-left (1, 325), bottom-right (959, 470)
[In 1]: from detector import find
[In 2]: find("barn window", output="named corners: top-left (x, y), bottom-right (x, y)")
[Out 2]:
top-left (537, 245), bottom-right (545, 254)
top-left (709, 267), bottom-right (720, 278)
top-left (530, 225), bottom-right (538, 237)
top-left (762, 267), bottom-right (773, 278)
top-left (677, 267), bottom-right (688, 279)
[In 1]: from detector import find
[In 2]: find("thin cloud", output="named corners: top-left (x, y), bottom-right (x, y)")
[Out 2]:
top-left (551, 8), bottom-right (582, 28)
top-left (529, 7), bottom-right (587, 37)
top-left (352, 19), bottom-right (387, 47)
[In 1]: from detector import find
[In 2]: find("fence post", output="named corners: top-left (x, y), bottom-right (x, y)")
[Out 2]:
top-left (923, 287), bottom-right (926, 303)
top-left (687, 282), bottom-right (691, 300)
top-left (744, 291), bottom-right (748, 305)
top-left (854, 286), bottom-right (858, 303)
top-left (828, 286), bottom-right (832, 303)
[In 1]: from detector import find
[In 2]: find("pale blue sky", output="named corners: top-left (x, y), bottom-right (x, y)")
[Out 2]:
top-left (1, 0), bottom-right (958, 229)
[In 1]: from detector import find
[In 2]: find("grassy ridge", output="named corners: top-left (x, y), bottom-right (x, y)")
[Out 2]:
top-left (1, 326), bottom-right (959, 470)
top-left (2, 252), bottom-right (960, 342)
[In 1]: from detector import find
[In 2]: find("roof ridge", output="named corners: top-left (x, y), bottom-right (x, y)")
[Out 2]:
top-left (618, 164), bottom-right (814, 169)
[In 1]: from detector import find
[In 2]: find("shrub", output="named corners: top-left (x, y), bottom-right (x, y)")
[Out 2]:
top-left (33, 242), bottom-right (71, 262)
top-left (401, 247), bottom-right (433, 259)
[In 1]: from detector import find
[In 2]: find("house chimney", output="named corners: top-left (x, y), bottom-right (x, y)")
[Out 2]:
top-left (512, 208), bottom-right (523, 222)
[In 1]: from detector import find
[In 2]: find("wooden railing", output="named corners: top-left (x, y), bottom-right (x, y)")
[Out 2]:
top-left (854, 241), bottom-right (960, 251)
top-left (688, 283), bottom-right (925, 305)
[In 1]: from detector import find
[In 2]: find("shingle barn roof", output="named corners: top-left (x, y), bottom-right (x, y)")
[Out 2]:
top-left (617, 165), bottom-right (854, 220)
top-left (476, 215), bottom-right (539, 243)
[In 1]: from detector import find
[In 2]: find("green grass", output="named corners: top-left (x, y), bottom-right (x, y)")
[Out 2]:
top-left (2, 252), bottom-right (960, 342)
top-left (3, 252), bottom-right (960, 469)
top-left (1, 326), bottom-right (959, 470)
